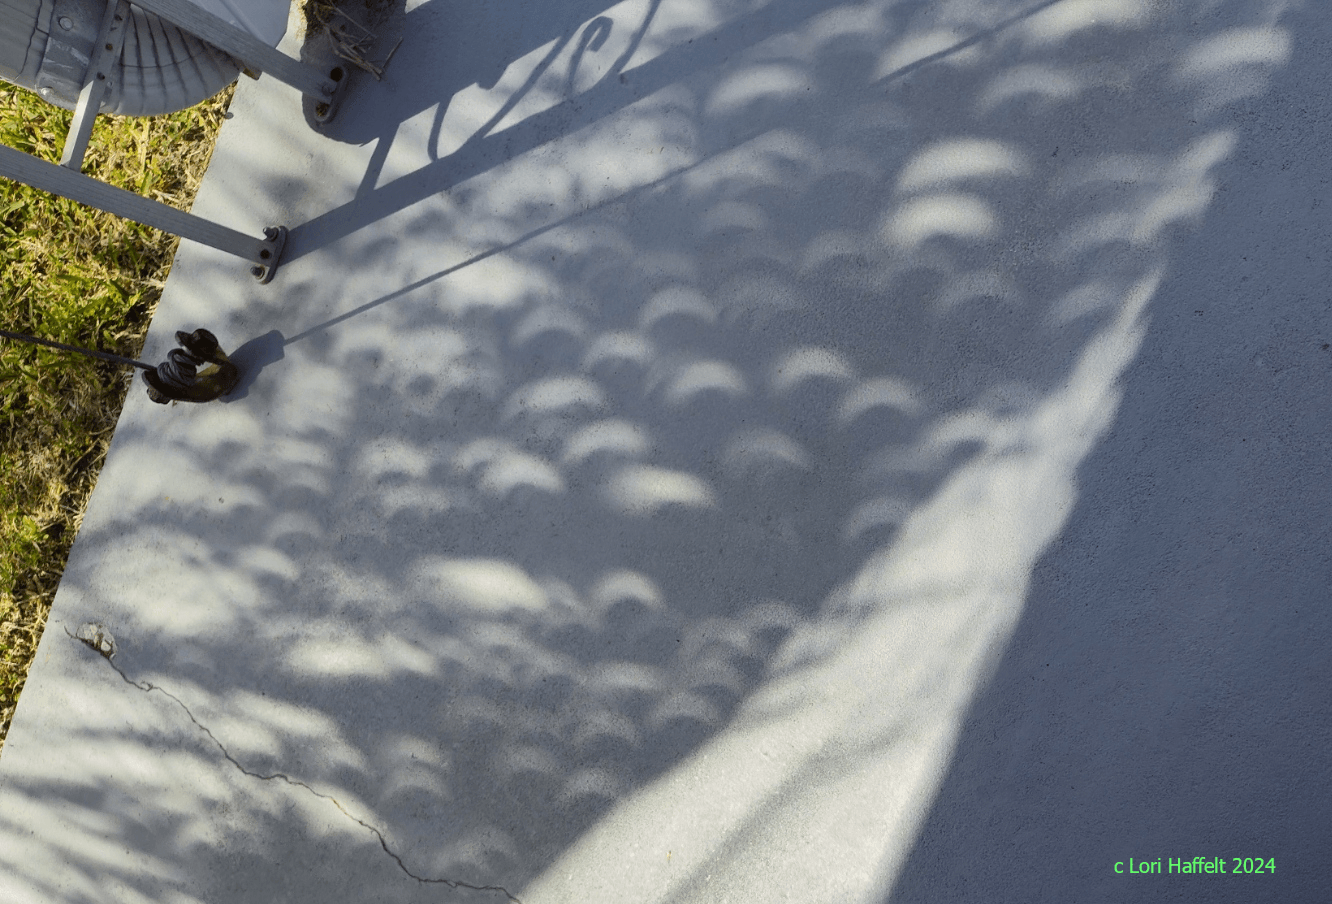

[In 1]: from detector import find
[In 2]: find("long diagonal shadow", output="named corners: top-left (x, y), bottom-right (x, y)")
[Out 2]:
top-left (286, 157), bottom-right (695, 346)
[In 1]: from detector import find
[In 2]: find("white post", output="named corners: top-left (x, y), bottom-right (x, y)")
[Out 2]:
top-left (60, 0), bottom-right (133, 170)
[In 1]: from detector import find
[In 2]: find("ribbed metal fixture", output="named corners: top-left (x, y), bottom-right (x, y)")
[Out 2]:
top-left (0, 0), bottom-right (241, 116)
top-left (0, 0), bottom-right (52, 88)
top-left (112, 3), bottom-right (240, 115)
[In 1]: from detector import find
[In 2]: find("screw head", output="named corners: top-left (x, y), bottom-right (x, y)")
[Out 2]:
top-left (58, 16), bottom-right (74, 30)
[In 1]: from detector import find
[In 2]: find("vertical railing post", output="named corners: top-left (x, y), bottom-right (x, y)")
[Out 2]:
top-left (59, 0), bottom-right (132, 170)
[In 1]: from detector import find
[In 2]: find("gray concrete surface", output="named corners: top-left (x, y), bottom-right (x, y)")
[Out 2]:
top-left (2, 0), bottom-right (1330, 901)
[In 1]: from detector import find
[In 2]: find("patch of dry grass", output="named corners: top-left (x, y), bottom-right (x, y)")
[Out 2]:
top-left (0, 81), bottom-right (235, 754)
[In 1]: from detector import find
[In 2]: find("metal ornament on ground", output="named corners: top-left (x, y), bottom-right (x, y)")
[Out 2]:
top-left (141, 328), bottom-right (241, 404)
top-left (0, 325), bottom-right (242, 404)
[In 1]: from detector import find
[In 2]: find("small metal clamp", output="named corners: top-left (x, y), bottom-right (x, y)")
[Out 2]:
top-left (142, 328), bottom-right (241, 403)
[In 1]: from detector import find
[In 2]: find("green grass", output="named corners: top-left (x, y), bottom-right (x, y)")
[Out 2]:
top-left (0, 81), bottom-right (234, 752)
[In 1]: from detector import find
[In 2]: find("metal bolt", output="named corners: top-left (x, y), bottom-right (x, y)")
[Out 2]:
top-left (58, 15), bottom-right (74, 30)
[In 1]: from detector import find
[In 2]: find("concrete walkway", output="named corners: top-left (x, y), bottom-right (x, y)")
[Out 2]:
top-left (2, 0), bottom-right (1329, 901)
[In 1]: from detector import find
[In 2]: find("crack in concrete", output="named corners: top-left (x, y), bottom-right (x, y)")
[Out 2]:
top-left (66, 626), bottom-right (522, 903)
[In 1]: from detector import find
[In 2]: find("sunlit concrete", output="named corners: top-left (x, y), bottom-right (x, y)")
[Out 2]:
top-left (2, 0), bottom-right (1329, 902)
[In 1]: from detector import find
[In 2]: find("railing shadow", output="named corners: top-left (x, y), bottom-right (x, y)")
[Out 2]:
top-left (283, 0), bottom-right (1069, 264)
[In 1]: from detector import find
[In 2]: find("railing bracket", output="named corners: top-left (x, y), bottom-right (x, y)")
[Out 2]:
top-left (251, 225), bottom-right (287, 283)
